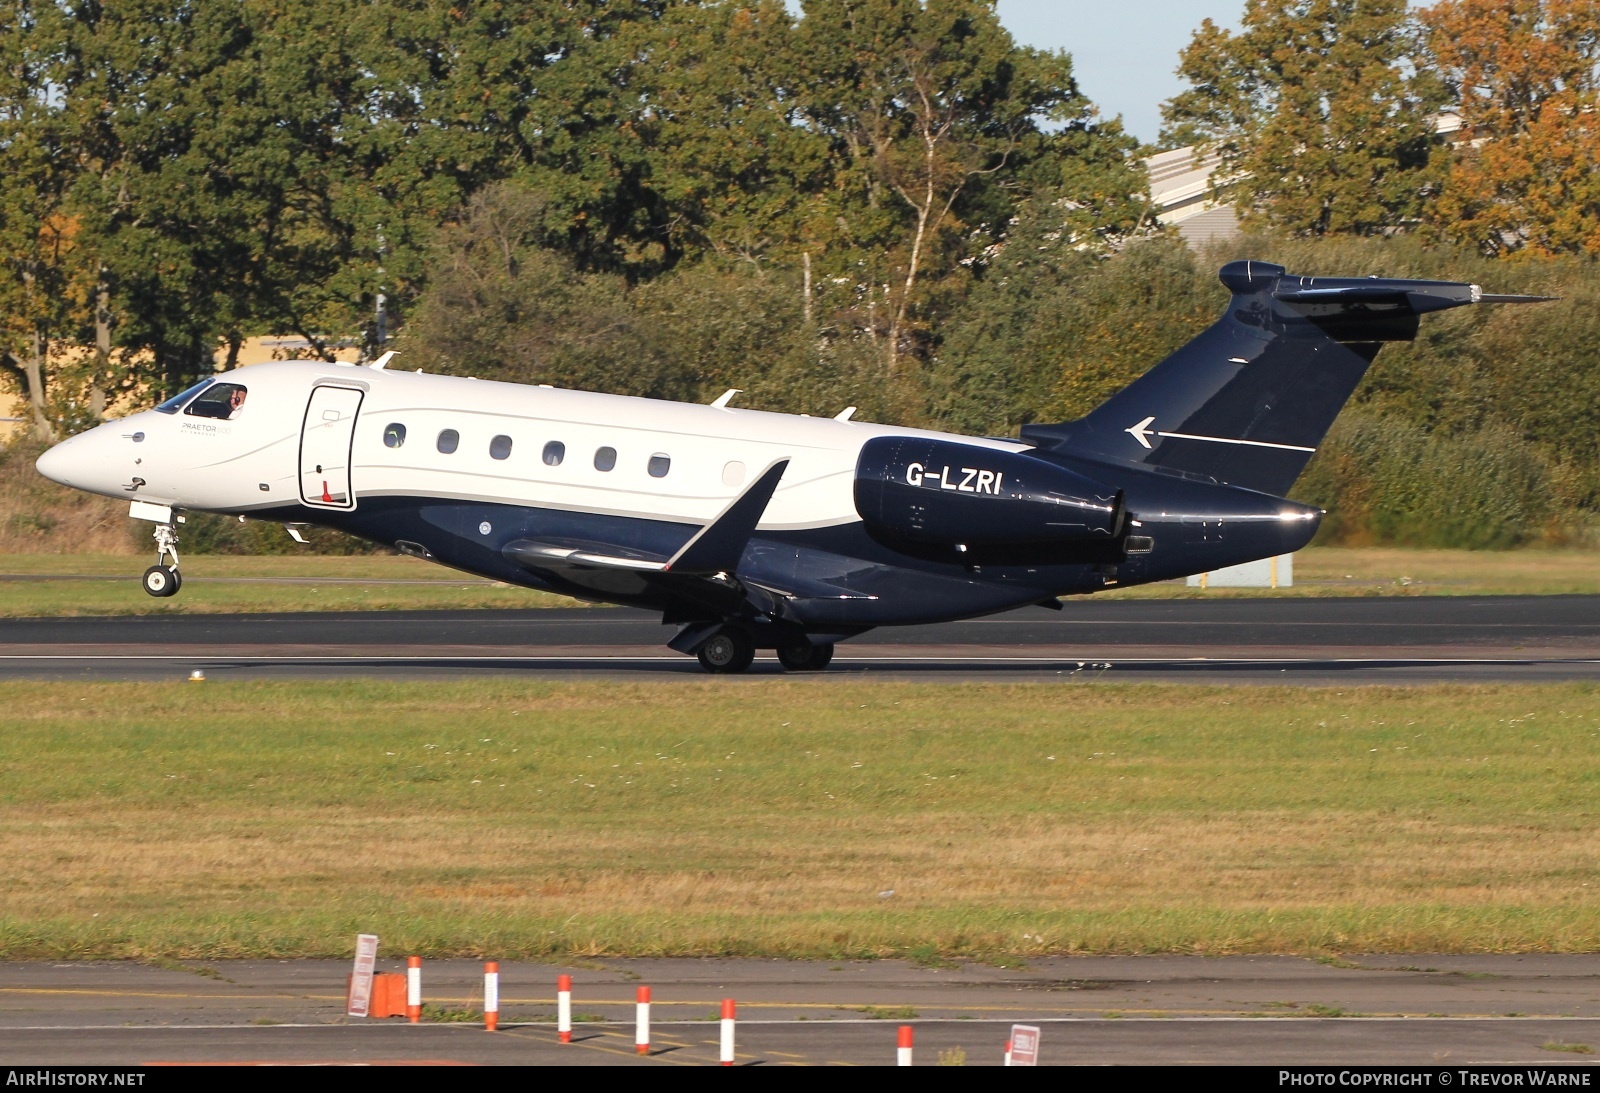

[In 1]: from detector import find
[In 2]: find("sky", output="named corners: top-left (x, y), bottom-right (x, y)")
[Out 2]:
top-left (994, 1), bottom-right (1244, 145)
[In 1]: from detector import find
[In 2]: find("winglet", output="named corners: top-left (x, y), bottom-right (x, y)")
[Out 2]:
top-left (667, 459), bottom-right (788, 575)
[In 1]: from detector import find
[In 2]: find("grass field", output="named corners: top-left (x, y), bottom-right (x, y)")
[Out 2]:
top-left (2, 679), bottom-right (1596, 960)
top-left (0, 546), bottom-right (1597, 616)
top-left (0, 554), bottom-right (580, 615)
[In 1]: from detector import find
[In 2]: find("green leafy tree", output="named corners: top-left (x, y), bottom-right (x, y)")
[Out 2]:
top-left (605, 0), bottom-right (829, 270)
top-left (1163, 0), bottom-right (1445, 237)
top-left (793, 0), bottom-right (1129, 378)
top-left (0, 0), bottom-right (95, 439)
top-left (403, 182), bottom-right (690, 400)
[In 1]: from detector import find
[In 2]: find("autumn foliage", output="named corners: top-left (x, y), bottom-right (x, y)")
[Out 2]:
top-left (1422, 0), bottom-right (1600, 257)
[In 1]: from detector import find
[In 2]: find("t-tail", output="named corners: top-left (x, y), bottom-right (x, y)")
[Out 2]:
top-left (1020, 259), bottom-right (1551, 497)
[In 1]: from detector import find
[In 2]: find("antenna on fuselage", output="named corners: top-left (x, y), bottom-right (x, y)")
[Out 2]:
top-left (710, 389), bottom-right (741, 408)
top-left (370, 350), bottom-right (396, 370)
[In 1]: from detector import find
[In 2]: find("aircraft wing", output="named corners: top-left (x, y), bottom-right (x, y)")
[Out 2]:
top-left (502, 459), bottom-right (791, 615)
top-left (507, 542), bottom-right (669, 572)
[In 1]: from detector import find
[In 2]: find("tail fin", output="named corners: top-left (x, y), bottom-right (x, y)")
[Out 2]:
top-left (1019, 259), bottom-right (1550, 497)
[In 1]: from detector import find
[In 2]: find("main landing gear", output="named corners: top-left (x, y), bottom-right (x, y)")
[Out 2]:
top-left (696, 628), bottom-right (756, 674)
top-left (776, 637), bottom-right (834, 672)
top-left (142, 522), bottom-right (182, 598)
top-left (691, 625), bottom-right (836, 674)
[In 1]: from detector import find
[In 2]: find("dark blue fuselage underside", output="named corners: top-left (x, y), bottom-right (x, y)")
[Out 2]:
top-left (247, 452), bottom-right (1321, 632)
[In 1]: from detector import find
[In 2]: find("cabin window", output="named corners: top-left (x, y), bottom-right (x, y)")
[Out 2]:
top-left (183, 382), bottom-right (248, 420)
top-left (594, 446), bottom-right (617, 472)
top-left (489, 435), bottom-right (512, 460)
top-left (543, 441), bottom-right (565, 467)
top-left (155, 379), bottom-right (215, 415)
top-left (722, 461), bottom-right (745, 487)
top-left (437, 428), bottom-right (459, 454)
top-left (648, 454), bottom-right (670, 478)
top-left (383, 423), bottom-right (406, 448)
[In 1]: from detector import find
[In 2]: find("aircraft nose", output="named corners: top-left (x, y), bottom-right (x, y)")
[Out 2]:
top-left (35, 433), bottom-right (88, 488)
top-left (36, 427), bottom-right (123, 495)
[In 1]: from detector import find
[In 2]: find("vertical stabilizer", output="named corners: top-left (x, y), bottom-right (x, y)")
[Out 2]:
top-left (1020, 260), bottom-right (1546, 497)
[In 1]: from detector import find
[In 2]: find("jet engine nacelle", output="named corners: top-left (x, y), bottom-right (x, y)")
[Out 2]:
top-left (854, 436), bottom-right (1124, 559)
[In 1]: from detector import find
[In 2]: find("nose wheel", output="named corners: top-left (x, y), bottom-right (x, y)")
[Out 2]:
top-left (142, 564), bottom-right (181, 597)
top-left (142, 522), bottom-right (183, 598)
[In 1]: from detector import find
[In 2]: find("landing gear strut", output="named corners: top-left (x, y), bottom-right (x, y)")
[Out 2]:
top-left (142, 522), bottom-right (182, 598)
top-left (696, 627), bottom-right (756, 674)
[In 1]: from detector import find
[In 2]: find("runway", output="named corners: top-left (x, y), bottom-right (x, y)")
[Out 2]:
top-left (5, 956), bottom-right (1600, 1066)
top-left (1, 595), bottom-right (1599, 682)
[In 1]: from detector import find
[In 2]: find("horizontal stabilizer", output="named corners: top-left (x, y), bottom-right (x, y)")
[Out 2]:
top-left (1476, 293), bottom-right (1558, 304)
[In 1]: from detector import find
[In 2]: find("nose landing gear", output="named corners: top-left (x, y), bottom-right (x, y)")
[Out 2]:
top-left (142, 521), bottom-right (183, 598)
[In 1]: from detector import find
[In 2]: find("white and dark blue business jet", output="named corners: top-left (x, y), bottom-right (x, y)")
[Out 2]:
top-left (36, 261), bottom-right (1543, 672)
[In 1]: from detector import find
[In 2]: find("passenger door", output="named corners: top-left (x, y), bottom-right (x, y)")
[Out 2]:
top-left (299, 385), bottom-right (364, 509)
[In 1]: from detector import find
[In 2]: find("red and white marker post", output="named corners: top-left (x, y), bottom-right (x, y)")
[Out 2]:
top-left (483, 961), bottom-right (499, 1032)
top-left (635, 985), bottom-right (651, 1054)
top-left (406, 956), bottom-right (422, 1024)
top-left (557, 974), bottom-right (573, 1043)
top-left (1004, 1038), bottom-right (1013, 1066)
top-left (719, 998), bottom-right (736, 1066)
top-left (897, 1024), bottom-right (914, 1066)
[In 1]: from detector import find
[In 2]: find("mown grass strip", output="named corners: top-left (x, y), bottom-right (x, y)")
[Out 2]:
top-left (1, 680), bottom-right (1596, 959)
top-left (2, 547), bottom-right (1600, 615)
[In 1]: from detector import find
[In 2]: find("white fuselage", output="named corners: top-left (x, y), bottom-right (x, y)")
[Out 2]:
top-left (38, 360), bottom-right (1030, 530)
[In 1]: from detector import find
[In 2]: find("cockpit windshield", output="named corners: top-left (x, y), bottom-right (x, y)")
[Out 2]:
top-left (183, 382), bottom-right (248, 420)
top-left (154, 379), bottom-right (216, 415)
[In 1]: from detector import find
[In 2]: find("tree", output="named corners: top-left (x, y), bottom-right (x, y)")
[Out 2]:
top-left (794, 0), bottom-right (1118, 377)
top-left (0, 0), bottom-right (92, 439)
top-left (1163, 0), bottom-right (1445, 237)
top-left (604, 0), bottom-right (828, 272)
top-left (403, 182), bottom-right (690, 401)
top-left (1421, 0), bottom-right (1600, 257)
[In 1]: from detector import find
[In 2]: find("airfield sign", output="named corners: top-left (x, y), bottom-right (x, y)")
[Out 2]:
top-left (347, 933), bottom-right (379, 1017)
top-left (1009, 1024), bottom-right (1041, 1066)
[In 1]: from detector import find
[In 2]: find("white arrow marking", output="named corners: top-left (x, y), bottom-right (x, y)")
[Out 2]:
top-left (1126, 417), bottom-right (1316, 453)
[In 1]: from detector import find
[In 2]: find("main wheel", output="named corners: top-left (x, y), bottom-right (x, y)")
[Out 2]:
top-left (142, 565), bottom-right (180, 598)
top-left (697, 627), bottom-right (756, 674)
top-left (776, 639), bottom-right (835, 672)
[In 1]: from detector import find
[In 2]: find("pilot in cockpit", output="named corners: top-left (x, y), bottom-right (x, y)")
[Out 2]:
top-left (182, 382), bottom-right (248, 421)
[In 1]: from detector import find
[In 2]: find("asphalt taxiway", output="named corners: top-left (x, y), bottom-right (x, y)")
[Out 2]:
top-left (5, 956), bottom-right (1600, 1066)
top-left (1, 595), bottom-right (1598, 682)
